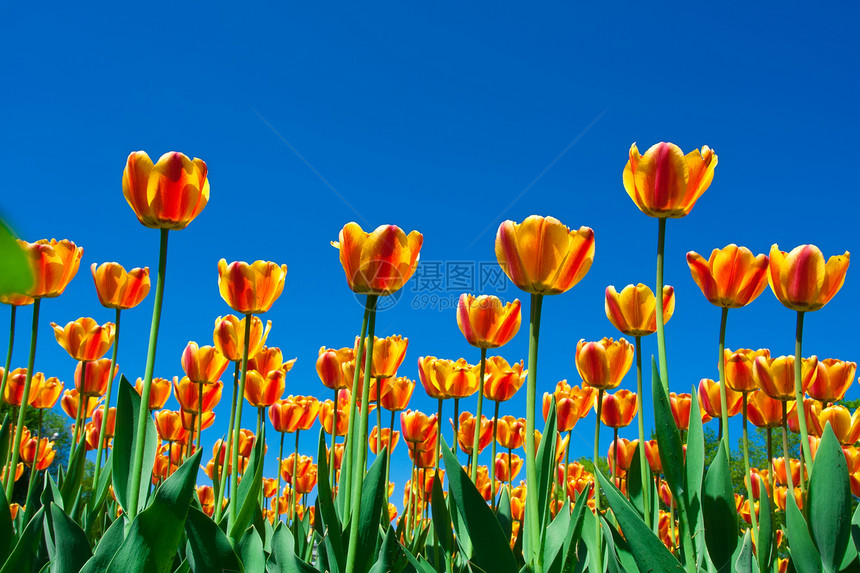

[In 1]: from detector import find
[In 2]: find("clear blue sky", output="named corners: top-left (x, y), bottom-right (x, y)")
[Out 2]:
top-left (1, 2), bottom-right (858, 503)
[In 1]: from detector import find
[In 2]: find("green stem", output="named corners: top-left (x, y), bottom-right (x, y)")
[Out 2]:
top-left (340, 305), bottom-right (370, 518)
top-left (6, 299), bottom-right (40, 500)
top-left (717, 307), bottom-right (731, 449)
top-left (794, 311), bottom-right (812, 492)
top-left (329, 387), bottom-right (338, 489)
top-left (612, 427), bottom-right (618, 486)
top-left (276, 430), bottom-right (284, 518)
top-left (435, 398), bottom-right (443, 476)
top-left (741, 392), bottom-right (758, 549)
top-left (385, 409), bottom-right (394, 507)
top-left (634, 336), bottom-right (650, 525)
top-left (345, 294), bottom-right (378, 573)
top-left (127, 228), bottom-right (169, 521)
top-left (593, 388), bottom-right (605, 573)
top-left (655, 217), bottom-right (669, 391)
top-left (228, 312), bottom-right (253, 538)
top-left (471, 347), bottom-right (487, 482)
top-left (524, 293), bottom-right (543, 571)
top-left (562, 429), bottom-right (571, 502)
top-left (26, 409), bottom-right (43, 496)
top-left (196, 382), bottom-right (204, 453)
top-left (491, 399), bottom-right (500, 509)
top-left (453, 398), bottom-right (460, 458)
top-left (72, 370), bottom-right (86, 449)
top-left (93, 308), bottom-right (120, 490)
top-left (780, 401), bottom-right (795, 495)
top-left (291, 429), bottom-right (300, 527)
top-left (0, 305), bottom-right (15, 483)
top-left (214, 361), bottom-right (240, 522)
top-left (376, 396), bottom-right (383, 460)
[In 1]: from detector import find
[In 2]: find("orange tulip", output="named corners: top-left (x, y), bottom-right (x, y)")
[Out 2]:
top-left (51, 318), bottom-right (115, 362)
top-left (20, 428), bottom-right (56, 471)
top-left (605, 284), bottom-right (675, 337)
top-left (295, 466), bottom-right (319, 494)
top-left (495, 452), bottom-right (523, 482)
top-left (332, 222), bottom-right (423, 296)
top-left (401, 410), bottom-right (438, 446)
top-left (318, 390), bottom-right (350, 436)
top-left (29, 376), bottom-right (62, 409)
top-left (198, 485), bottom-right (216, 507)
top-left (173, 377), bottom-right (222, 413)
top-left (417, 356), bottom-right (448, 399)
top-left (686, 245), bottom-right (769, 308)
top-left (817, 405), bottom-right (860, 445)
top-left (532, 430), bottom-right (569, 463)
top-left (280, 454), bottom-right (313, 483)
top-left (75, 359), bottom-right (117, 397)
top-left (644, 439), bottom-right (661, 473)
top-left (182, 410), bottom-right (215, 432)
top-left (1, 462), bottom-right (23, 483)
top-left (658, 511), bottom-right (679, 551)
top-left (772, 458), bottom-right (803, 487)
top-left (787, 399), bottom-right (822, 436)
top-left (217, 259), bottom-right (288, 315)
top-left (456, 294), bottom-right (521, 349)
top-left (774, 486), bottom-right (804, 511)
top-left (326, 443), bottom-right (345, 470)
top-left (154, 410), bottom-right (188, 443)
top-left (0, 293), bottom-right (33, 306)
top-left (622, 141), bottom-right (717, 219)
top-left (607, 438), bottom-right (639, 475)
top-left (669, 392), bottom-right (701, 431)
top-left (496, 416), bottom-right (526, 450)
top-left (136, 376), bottom-right (171, 410)
top-left (92, 406), bottom-right (116, 438)
top-left (291, 395), bottom-right (322, 431)
top-left (244, 369), bottom-right (286, 408)
top-left (754, 355), bottom-right (819, 401)
top-left (454, 412), bottom-right (493, 455)
top-left (807, 358), bottom-right (857, 403)
top-left (60, 389), bottom-right (100, 420)
top-left (356, 334), bottom-right (408, 379)
top-left (495, 215), bottom-right (594, 295)
top-left (122, 151), bottom-right (209, 230)
top-left (379, 376), bottom-right (415, 411)
top-left (3, 369), bottom-right (43, 407)
top-left (698, 378), bottom-right (742, 419)
top-left (599, 389), bottom-right (638, 428)
top-left (767, 244), bottom-right (850, 312)
top-left (316, 346), bottom-right (354, 390)
top-left (18, 239), bottom-right (83, 298)
top-left (724, 348), bottom-right (769, 393)
top-left (90, 262), bottom-right (151, 309)
top-left (575, 337), bottom-right (634, 390)
top-left (84, 421), bottom-right (107, 451)
top-left (181, 342), bottom-right (229, 384)
top-left (213, 315), bottom-right (272, 362)
top-left (270, 399), bottom-right (301, 434)
top-left (484, 356), bottom-right (527, 402)
top-left (746, 391), bottom-right (785, 428)
top-left (236, 429), bottom-right (257, 459)
top-left (370, 427), bottom-right (400, 455)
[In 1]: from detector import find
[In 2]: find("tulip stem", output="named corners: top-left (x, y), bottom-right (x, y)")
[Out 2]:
top-left (780, 401), bottom-right (795, 494)
top-left (291, 429), bottom-right (300, 528)
top-left (435, 398), bottom-right (443, 476)
top-left (196, 383), bottom-right (205, 454)
top-left (469, 348), bottom-right (488, 482)
top-left (385, 409), bottom-right (395, 509)
top-left (634, 336), bottom-right (650, 526)
top-left (717, 307), bottom-right (731, 449)
top-left (491, 399), bottom-right (500, 510)
top-left (340, 304), bottom-right (370, 520)
top-left (741, 392), bottom-right (758, 552)
top-left (452, 398), bottom-right (459, 458)
top-left (345, 294), bottom-right (378, 573)
top-left (612, 427), bottom-right (618, 488)
top-left (228, 312), bottom-right (253, 540)
top-left (26, 409), bottom-right (43, 496)
top-left (592, 388), bottom-right (605, 573)
top-left (0, 305), bottom-right (17, 475)
top-left (524, 293), bottom-right (543, 571)
top-left (793, 311), bottom-right (813, 477)
top-left (127, 228), bottom-right (169, 522)
top-left (72, 371), bottom-right (86, 448)
top-left (93, 308), bottom-right (120, 493)
top-left (214, 361), bottom-right (240, 522)
top-left (329, 387), bottom-right (338, 488)
top-left (376, 397), bottom-right (383, 461)
top-left (276, 430), bottom-right (284, 517)
top-left (6, 299), bottom-right (39, 500)
top-left (655, 217), bottom-right (669, 392)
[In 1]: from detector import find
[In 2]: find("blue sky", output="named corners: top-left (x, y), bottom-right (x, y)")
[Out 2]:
top-left (1, 2), bottom-right (858, 504)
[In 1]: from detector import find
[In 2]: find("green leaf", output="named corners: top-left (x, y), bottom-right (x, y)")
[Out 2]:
top-left (48, 502), bottom-right (91, 573)
top-left (0, 220), bottom-right (33, 297)
top-left (595, 470), bottom-right (685, 573)
top-left (684, 387), bottom-right (706, 566)
top-left (734, 530), bottom-right (754, 573)
top-left (184, 506), bottom-right (243, 573)
top-left (808, 423), bottom-right (852, 573)
top-left (85, 452), bottom-right (114, 537)
top-left (431, 472), bottom-right (454, 556)
top-left (756, 474), bottom-right (773, 573)
top-left (702, 439), bottom-right (738, 570)
top-left (0, 506), bottom-right (44, 573)
top-left (59, 439), bottom-right (86, 510)
top-left (367, 527), bottom-right (401, 573)
top-left (786, 495), bottom-right (822, 573)
top-left (627, 445), bottom-right (645, 519)
top-left (535, 400), bottom-right (558, 531)
top-left (0, 415), bottom-right (10, 477)
top-left (106, 449), bottom-right (203, 573)
top-left (269, 523), bottom-right (316, 573)
top-left (228, 434), bottom-right (264, 543)
top-left (401, 549), bottom-right (437, 573)
top-left (112, 377), bottom-right (157, 516)
top-left (440, 437), bottom-right (518, 573)
top-left (652, 360), bottom-right (686, 520)
top-left (0, 479), bottom-right (13, 565)
top-left (238, 528), bottom-right (265, 573)
top-left (80, 518), bottom-right (125, 573)
top-left (542, 500), bottom-right (570, 573)
top-left (353, 446), bottom-right (389, 573)
top-left (496, 486), bottom-right (513, 543)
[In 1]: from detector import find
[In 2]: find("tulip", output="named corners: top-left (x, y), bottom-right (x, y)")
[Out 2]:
top-left (51, 318), bottom-right (115, 362)
top-left (182, 410), bottom-right (214, 432)
top-left (332, 222), bottom-right (424, 296)
top-left (643, 439), bottom-right (661, 473)
top-left (356, 334), bottom-right (408, 379)
top-left (767, 244), bottom-right (850, 313)
top-left (669, 392), bottom-right (701, 431)
top-left (456, 294), bottom-right (521, 349)
top-left (496, 416), bottom-right (526, 450)
top-left (576, 337), bottom-right (634, 391)
top-left (75, 359), bottom-right (117, 397)
top-left (686, 245), bottom-right (769, 308)
top-left (174, 377), bottom-right (222, 413)
top-left (607, 438), bottom-right (639, 476)
top-left (1, 463), bottom-right (23, 484)
top-left (135, 377), bottom-right (171, 410)
top-left (60, 389), bottom-right (100, 420)
top-left (753, 355), bottom-right (818, 402)
top-left (599, 389), bottom-right (638, 428)
top-left (605, 284), bottom-right (675, 338)
top-left (92, 406), bottom-right (116, 438)
top-left (698, 378), bottom-right (742, 421)
top-left (316, 346), bottom-right (354, 390)
top-left (217, 259), bottom-right (288, 315)
top-left (772, 458), bottom-right (804, 487)
top-left (817, 406), bottom-right (860, 445)
top-left (417, 356), bottom-right (450, 399)
top-left (243, 369), bottom-right (286, 408)
top-left (318, 390), bottom-right (350, 436)
top-left (401, 410), bottom-right (438, 446)
top-left (369, 427), bottom-right (400, 455)
top-left (122, 151), bottom-right (209, 230)
top-left (181, 342), bottom-right (229, 384)
top-left (746, 391), bottom-right (785, 429)
top-left (20, 435), bottom-right (55, 471)
top-left (379, 376), bottom-right (415, 412)
top-left (724, 348), bottom-right (769, 393)
top-left (213, 315), bottom-right (272, 363)
top-left (29, 376), bottom-right (62, 409)
top-left (18, 239), bottom-right (83, 299)
top-left (484, 357), bottom-right (527, 403)
top-left (454, 412), bottom-right (493, 455)
top-left (91, 262), bottom-right (151, 310)
top-left (787, 399), bottom-right (822, 436)
top-left (3, 369), bottom-right (43, 407)
top-left (295, 466), bottom-right (319, 495)
top-left (495, 453), bottom-right (523, 483)
top-left (807, 358), bottom-right (857, 403)
top-left (154, 410), bottom-right (189, 444)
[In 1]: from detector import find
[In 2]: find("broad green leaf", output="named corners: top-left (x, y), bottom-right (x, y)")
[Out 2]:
top-left (0, 220), bottom-right (33, 297)
top-left (535, 400), bottom-right (558, 531)
top-left (112, 377), bottom-right (157, 516)
top-left (48, 502), bottom-right (91, 573)
top-left (441, 437), bottom-right (518, 573)
top-left (185, 506), bottom-right (243, 573)
top-left (0, 506), bottom-right (44, 573)
top-left (80, 518), bottom-right (125, 573)
top-left (627, 446), bottom-right (646, 519)
top-left (808, 423), bottom-right (852, 573)
top-left (238, 528), bottom-right (265, 573)
top-left (702, 440), bottom-right (738, 570)
top-left (269, 522), bottom-right (316, 573)
top-left (684, 388), bottom-right (706, 566)
top-left (542, 500), bottom-right (570, 573)
top-left (755, 475), bottom-right (773, 573)
top-left (0, 415), bottom-right (10, 477)
top-left (60, 439), bottom-right (86, 509)
top-left (786, 496), bottom-right (822, 573)
top-left (734, 530), bottom-right (754, 573)
top-left (609, 524), bottom-right (637, 573)
top-left (402, 548), bottom-right (438, 573)
top-left (85, 453), bottom-right (114, 537)
top-left (353, 446), bottom-right (389, 573)
top-left (596, 470), bottom-right (684, 573)
top-left (598, 514), bottom-right (622, 573)
top-left (228, 435), bottom-right (265, 542)
top-left (0, 480), bottom-right (13, 565)
top-left (652, 360), bottom-right (686, 519)
top-left (431, 473), bottom-right (454, 556)
top-left (496, 486), bottom-right (513, 542)
top-left (367, 527), bottom-right (400, 573)
top-left (106, 449), bottom-right (202, 573)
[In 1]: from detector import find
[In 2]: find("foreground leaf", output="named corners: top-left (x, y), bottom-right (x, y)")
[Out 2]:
top-left (48, 502), bottom-right (91, 573)
top-left (808, 423), bottom-right (852, 573)
top-left (702, 439), bottom-right (738, 570)
top-left (185, 506), bottom-right (243, 573)
top-left (112, 377), bottom-right (157, 516)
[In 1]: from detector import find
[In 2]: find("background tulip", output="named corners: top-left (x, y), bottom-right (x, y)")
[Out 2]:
top-left (767, 244), bottom-right (849, 312)
top-left (457, 294), bottom-right (521, 349)
top-left (217, 259), bottom-right (288, 315)
top-left (605, 284), bottom-right (674, 337)
top-left (333, 222), bottom-right (423, 295)
top-left (91, 262), bottom-right (151, 309)
top-left (687, 245), bottom-right (769, 308)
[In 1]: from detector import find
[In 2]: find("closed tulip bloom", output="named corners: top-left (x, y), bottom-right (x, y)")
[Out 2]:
top-left (236, 429), bottom-right (257, 459)
top-left (457, 294), bottom-right (521, 349)
top-left (91, 263), bottom-right (151, 309)
top-left (767, 244), bottom-right (850, 312)
top-left (417, 356), bottom-right (449, 399)
top-left (775, 486), bottom-right (805, 511)
top-left (686, 245), bottom-right (769, 308)
top-left (807, 358), bottom-right (857, 403)
top-left (1, 463), bottom-right (23, 483)
top-left (280, 454), bottom-right (313, 483)
top-left (173, 376), bottom-right (223, 413)
top-left (753, 355), bottom-right (818, 401)
top-left (724, 348), bottom-right (770, 393)
top-left (21, 435), bottom-right (55, 470)
top-left (0, 293), bottom-right (33, 307)
top-left (356, 334), bottom-right (408, 379)
top-left (217, 259), bottom-right (288, 315)
top-left (787, 399), bottom-right (822, 436)
top-left (75, 359), bottom-right (117, 397)
top-left (379, 376), bottom-right (415, 412)
top-left (213, 315), bottom-right (272, 362)
top-left (19, 239), bottom-right (84, 298)
top-left (698, 378), bottom-right (742, 419)
top-left (669, 392), bottom-right (695, 431)
top-left (198, 485), bottom-right (216, 507)
top-left (181, 342), bottom-right (229, 384)
top-left (401, 410), bottom-right (438, 445)
top-left (543, 390), bottom-right (577, 433)
top-left (443, 358), bottom-right (480, 399)
top-left (243, 369), bottom-right (285, 408)
top-left (484, 356), bottom-right (527, 402)
top-left (182, 410), bottom-right (214, 432)
top-left (318, 390), bottom-right (350, 436)
top-left (370, 427), bottom-right (400, 455)
top-left (136, 377), bottom-right (172, 410)
top-left (746, 391), bottom-right (785, 428)
top-left (495, 215), bottom-right (595, 295)
top-left (60, 389), bottom-right (100, 420)
top-left (122, 151), bottom-right (209, 230)
top-left (51, 318), bottom-right (115, 362)
top-left (622, 142), bottom-right (718, 219)
top-left (332, 222), bottom-right (423, 296)
top-left (92, 406), bottom-right (116, 438)
top-left (316, 346), bottom-right (354, 390)
top-left (295, 466), bottom-right (318, 494)
top-left (326, 443), bottom-right (345, 470)
top-left (410, 446), bottom-right (439, 469)
top-left (495, 453), bottom-right (523, 482)
top-left (575, 337), bottom-right (634, 390)
top-left (607, 438), bottom-right (639, 475)
top-left (84, 421), bottom-right (106, 451)
top-left (605, 284), bottom-right (675, 337)
top-left (496, 416), bottom-right (526, 450)
top-left (772, 457), bottom-right (804, 487)
top-left (455, 412), bottom-right (493, 455)
top-left (644, 440), bottom-right (662, 473)
top-left (29, 376), bottom-right (63, 409)
top-left (292, 395), bottom-right (322, 431)
top-left (818, 406), bottom-right (860, 445)
top-left (599, 389), bottom-right (638, 428)
top-left (154, 410), bottom-right (188, 443)
top-left (3, 369), bottom-right (43, 407)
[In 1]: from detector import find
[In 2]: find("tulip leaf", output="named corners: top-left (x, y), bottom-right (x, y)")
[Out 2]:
top-left (441, 437), bottom-right (518, 573)
top-left (0, 220), bottom-right (33, 298)
top-left (0, 506), bottom-right (44, 573)
top-left (734, 530), bottom-right (754, 573)
top-left (80, 518), bottom-right (125, 573)
top-left (112, 376), bottom-right (157, 516)
top-left (756, 475), bottom-right (774, 573)
top-left (353, 445), bottom-right (389, 573)
top-left (595, 470), bottom-right (685, 573)
top-left (627, 445), bottom-right (645, 518)
top-left (60, 436), bottom-right (86, 509)
top-left (85, 452), bottom-right (114, 537)
top-left (270, 523), bottom-right (316, 573)
top-left (431, 472), bottom-right (454, 556)
top-left (543, 500), bottom-right (570, 573)
top-left (228, 434), bottom-right (264, 543)
top-left (652, 360), bottom-right (686, 516)
top-left (0, 481), bottom-right (12, 565)
top-left (786, 495), bottom-right (822, 573)
top-left (702, 439), bottom-right (738, 570)
top-left (808, 422), bottom-right (852, 573)
top-left (184, 506), bottom-right (243, 573)
top-left (536, 400), bottom-right (559, 531)
top-left (48, 502), bottom-right (91, 573)
top-left (684, 384), bottom-right (706, 565)
top-left (237, 527), bottom-right (264, 573)
top-left (367, 526), bottom-right (401, 573)
top-left (496, 486), bottom-right (513, 542)
top-left (0, 415), bottom-right (10, 478)
top-left (106, 449), bottom-right (202, 573)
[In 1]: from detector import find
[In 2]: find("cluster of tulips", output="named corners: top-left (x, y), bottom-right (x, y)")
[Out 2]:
top-left (0, 141), bottom-right (854, 573)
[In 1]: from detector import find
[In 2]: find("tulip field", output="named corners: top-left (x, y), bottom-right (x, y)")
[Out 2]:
top-left (0, 143), bottom-right (856, 573)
